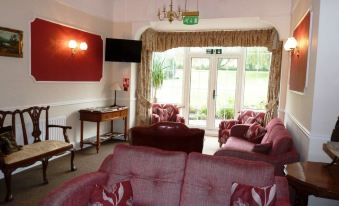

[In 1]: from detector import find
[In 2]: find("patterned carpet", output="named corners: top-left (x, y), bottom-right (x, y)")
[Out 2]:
top-left (0, 136), bottom-right (219, 205)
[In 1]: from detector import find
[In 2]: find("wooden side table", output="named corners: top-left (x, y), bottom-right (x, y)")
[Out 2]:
top-left (79, 107), bottom-right (128, 153)
top-left (285, 161), bottom-right (339, 206)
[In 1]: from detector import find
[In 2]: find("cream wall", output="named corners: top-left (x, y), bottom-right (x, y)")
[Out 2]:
top-left (286, 0), bottom-right (339, 162)
top-left (110, 0), bottom-right (293, 128)
top-left (54, 0), bottom-right (292, 128)
top-left (0, 0), bottom-right (115, 146)
top-left (285, 0), bottom-right (339, 205)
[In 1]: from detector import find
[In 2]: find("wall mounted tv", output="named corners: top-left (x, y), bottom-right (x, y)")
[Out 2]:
top-left (105, 38), bottom-right (142, 63)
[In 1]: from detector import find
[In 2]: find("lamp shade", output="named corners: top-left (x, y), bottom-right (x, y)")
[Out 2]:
top-left (284, 37), bottom-right (297, 51)
top-left (111, 82), bottom-right (122, 91)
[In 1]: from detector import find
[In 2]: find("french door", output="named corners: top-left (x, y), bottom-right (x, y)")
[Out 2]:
top-left (185, 54), bottom-right (243, 130)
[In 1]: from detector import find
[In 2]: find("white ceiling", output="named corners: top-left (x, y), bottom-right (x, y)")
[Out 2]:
top-left (55, 0), bottom-right (290, 33)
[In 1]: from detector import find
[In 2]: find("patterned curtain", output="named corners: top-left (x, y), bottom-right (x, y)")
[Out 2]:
top-left (264, 42), bottom-right (283, 125)
top-left (136, 28), bottom-right (283, 126)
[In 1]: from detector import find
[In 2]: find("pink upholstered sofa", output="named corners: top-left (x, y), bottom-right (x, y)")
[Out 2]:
top-left (215, 118), bottom-right (299, 176)
top-left (152, 103), bottom-right (185, 124)
top-left (40, 144), bottom-right (291, 206)
top-left (218, 110), bottom-right (265, 147)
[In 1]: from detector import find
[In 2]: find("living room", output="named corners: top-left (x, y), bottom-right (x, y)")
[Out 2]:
top-left (1, 0), bottom-right (339, 205)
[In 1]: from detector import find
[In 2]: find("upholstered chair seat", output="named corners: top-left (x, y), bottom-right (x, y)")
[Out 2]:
top-left (218, 110), bottom-right (265, 147)
top-left (151, 103), bottom-right (185, 124)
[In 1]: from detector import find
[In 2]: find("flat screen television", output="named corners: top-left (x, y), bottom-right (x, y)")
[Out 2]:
top-left (105, 38), bottom-right (142, 63)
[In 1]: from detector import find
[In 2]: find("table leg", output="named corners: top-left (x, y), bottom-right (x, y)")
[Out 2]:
top-left (295, 190), bottom-right (309, 206)
top-left (96, 121), bottom-right (100, 154)
top-left (124, 117), bottom-right (127, 141)
top-left (80, 120), bottom-right (84, 150)
top-left (111, 120), bottom-right (114, 135)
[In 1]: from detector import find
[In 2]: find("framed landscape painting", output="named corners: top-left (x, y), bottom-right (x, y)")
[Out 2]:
top-left (0, 26), bottom-right (23, 58)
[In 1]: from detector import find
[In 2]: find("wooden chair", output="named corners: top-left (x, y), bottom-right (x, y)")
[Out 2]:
top-left (0, 106), bottom-right (76, 201)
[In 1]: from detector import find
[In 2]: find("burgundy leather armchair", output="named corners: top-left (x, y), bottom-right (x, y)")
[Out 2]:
top-left (151, 103), bottom-right (185, 124)
top-left (129, 122), bottom-right (204, 153)
top-left (218, 110), bottom-right (265, 147)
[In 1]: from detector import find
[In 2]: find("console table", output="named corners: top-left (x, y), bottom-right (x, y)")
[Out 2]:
top-left (285, 161), bottom-right (339, 206)
top-left (79, 107), bottom-right (128, 153)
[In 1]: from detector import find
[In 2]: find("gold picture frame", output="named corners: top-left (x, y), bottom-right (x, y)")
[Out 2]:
top-left (0, 26), bottom-right (23, 58)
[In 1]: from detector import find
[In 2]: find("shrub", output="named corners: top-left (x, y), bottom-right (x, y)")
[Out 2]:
top-left (217, 108), bottom-right (234, 119)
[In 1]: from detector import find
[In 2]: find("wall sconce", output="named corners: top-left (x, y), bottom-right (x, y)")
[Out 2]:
top-left (284, 37), bottom-right (299, 56)
top-left (68, 40), bottom-right (88, 54)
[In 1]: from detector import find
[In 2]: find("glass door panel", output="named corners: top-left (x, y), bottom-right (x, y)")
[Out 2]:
top-left (188, 58), bottom-right (210, 126)
top-left (214, 58), bottom-right (238, 127)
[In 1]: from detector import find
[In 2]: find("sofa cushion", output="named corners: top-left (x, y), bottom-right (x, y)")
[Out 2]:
top-left (3, 140), bottom-right (72, 165)
top-left (157, 108), bottom-right (169, 122)
top-left (0, 126), bottom-right (21, 155)
top-left (223, 136), bottom-right (255, 152)
top-left (180, 153), bottom-right (275, 206)
top-left (230, 182), bottom-right (276, 206)
top-left (89, 181), bottom-right (133, 206)
top-left (261, 118), bottom-right (285, 143)
top-left (245, 123), bottom-right (266, 143)
top-left (106, 144), bottom-right (187, 206)
top-left (260, 118), bottom-right (292, 155)
top-left (252, 142), bottom-right (272, 154)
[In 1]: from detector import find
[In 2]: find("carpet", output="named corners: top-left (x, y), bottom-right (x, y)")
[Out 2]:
top-left (0, 139), bottom-right (125, 206)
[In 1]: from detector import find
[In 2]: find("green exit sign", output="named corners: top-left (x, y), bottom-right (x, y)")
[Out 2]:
top-left (183, 16), bottom-right (199, 25)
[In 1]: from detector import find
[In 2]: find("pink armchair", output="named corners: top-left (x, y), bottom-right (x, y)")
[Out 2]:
top-left (218, 110), bottom-right (265, 147)
top-left (152, 103), bottom-right (185, 124)
top-left (215, 118), bottom-right (300, 176)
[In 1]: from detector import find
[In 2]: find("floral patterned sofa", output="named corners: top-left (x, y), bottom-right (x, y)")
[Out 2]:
top-left (40, 144), bottom-right (291, 206)
top-left (151, 103), bottom-right (185, 124)
top-left (218, 110), bottom-right (265, 147)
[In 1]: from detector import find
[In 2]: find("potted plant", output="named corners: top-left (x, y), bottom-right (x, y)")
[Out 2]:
top-left (151, 57), bottom-right (167, 102)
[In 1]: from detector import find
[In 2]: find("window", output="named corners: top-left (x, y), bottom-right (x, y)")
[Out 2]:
top-left (151, 48), bottom-right (184, 105)
top-left (243, 47), bottom-right (271, 110)
top-left (151, 47), bottom-right (271, 128)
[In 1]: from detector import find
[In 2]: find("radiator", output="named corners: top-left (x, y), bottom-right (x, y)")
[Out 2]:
top-left (15, 116), bottom-right (67, 145)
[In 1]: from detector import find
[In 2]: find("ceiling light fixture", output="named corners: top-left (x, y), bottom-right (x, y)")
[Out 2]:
top-left (157, 0), bottom-right (183, 23)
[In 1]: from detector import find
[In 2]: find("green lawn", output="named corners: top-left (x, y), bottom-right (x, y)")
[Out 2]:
top-left (155, 70), bottom-right (269, 120)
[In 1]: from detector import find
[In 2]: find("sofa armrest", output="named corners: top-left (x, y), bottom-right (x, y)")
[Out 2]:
top-left (176, 114), bottom-right (185, 124)
top-left (47, 124), bottom-right (72, 143)
top-left (230, 124), bottom-right (250, 138)
top-left (219, 120), bottom-right (239, 130)
top-left (275, 176), bottom-right (291, 206)
top-left (39, 172), bottom-right (108, 206)
top-left (214, 149), bottom-right (277, 164)
top-left (98, 154), bottom-right (113, 173)
top-left (151, 114), bottom-right (160, 124)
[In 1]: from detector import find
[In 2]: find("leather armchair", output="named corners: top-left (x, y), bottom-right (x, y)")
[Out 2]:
top-left (218, 110), bottom-right (265, 147)
top-left (151, 103), bottom-right (185, 124)
top-left (129, 122), bottom-right (204, 153)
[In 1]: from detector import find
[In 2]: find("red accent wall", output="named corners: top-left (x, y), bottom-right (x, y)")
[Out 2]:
top-left (289, 12), bottom-right (310, 93)
top-left (31, 18), bottom-right (103, 81)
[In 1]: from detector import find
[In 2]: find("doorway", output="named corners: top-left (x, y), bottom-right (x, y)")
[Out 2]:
top-left (186, 54), bottom-right (243, 130)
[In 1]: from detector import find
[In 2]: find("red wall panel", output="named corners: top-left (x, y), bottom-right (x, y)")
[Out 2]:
top-left (31, 18), bottom-right (103, 81)
top-left (289, 12), bottom-right (310, 93)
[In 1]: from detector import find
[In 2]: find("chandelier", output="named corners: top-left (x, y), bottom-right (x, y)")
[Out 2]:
top-left (157, 0), bottom-right (183, 23)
